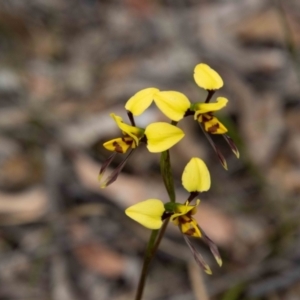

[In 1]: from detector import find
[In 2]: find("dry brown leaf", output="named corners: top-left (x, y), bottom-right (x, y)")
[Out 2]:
top-left (69, 221), bottom-right (126, 278)
top-left (74, 242), bottom-right (126, 278)
top-left (0, 187), bottom-right (48, 225)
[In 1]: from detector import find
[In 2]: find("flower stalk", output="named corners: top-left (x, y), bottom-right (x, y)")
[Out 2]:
top-left (135, 219), bottom-right (170, 300)
top-left (160, 150), bottom-right (176, 203)
top-left (134, 229), bottom-right (159, 300)
top-left (134, 149), bottom-right (175, 300)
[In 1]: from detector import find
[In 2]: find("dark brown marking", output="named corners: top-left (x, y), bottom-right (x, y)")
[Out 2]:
top-left (207, 123), bottom-right (220, 133)
top-left (122, 137), bottom-right (134, 146)
top-left (185, 228), bottom-right (196, 236)
top-left (113, 141), bottom-right (124, 153)
top-left (202, 113), bottom-right (213, 122)
top-left (179, 215), bottom-right (192, 224)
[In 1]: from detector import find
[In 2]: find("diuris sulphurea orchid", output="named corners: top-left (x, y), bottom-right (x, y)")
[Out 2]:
top-left (191, 64), bottom-right (239, 169)
top-left (99, 113), bottom-right (184, 188)
top-left (125, 158), bottom-right (221, 274)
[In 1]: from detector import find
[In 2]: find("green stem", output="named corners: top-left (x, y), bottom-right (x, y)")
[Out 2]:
top-left (135, 229), bottom-right (158, 300)
top-left (160, 150), bottom-right (176, 202)
top-left (135, 150), bottom-right (175, 299)
top-left (150, 218), bottom-right (170, 257)
top-left (135, 220), bottom-right (169, 300)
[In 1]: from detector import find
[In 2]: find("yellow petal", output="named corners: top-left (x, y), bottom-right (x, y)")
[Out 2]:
top-left (145, 122), bottom-right (184, 153)
top-left (194, 97), bottom-right (228, 117)
top-left (153, 91), bottom-right (191, 121)
top-left (170, 200), bottom-right (200, 221)
top-left (110, 113), bottom-right (143, 146)
top-left (103, 137), bottom-right (133, 153)
top-left (194, 64), bottom-right (223, 90)
top-left (203, 116), bottom-right (228, 134)
top-left (125, 199), bottom-right (165, 229)
top-left (125, 88), bottom-right (159, 116)
top-left (182, 158), bottom-right (211, 192)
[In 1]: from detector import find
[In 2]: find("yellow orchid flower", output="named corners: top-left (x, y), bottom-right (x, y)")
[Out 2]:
top-left (169, 200), bottom-right (201, 237)
top-left (125, 158), bottom-right (211, 238)
top-left (191, 63), bottom-right (239, 167)
top-left (125, 157), bottom-right (222, 274)
top-left (191, 95), bottom-right (239, 168)
top-left (194, 63), bottom-right (223, 91)
top-left (126, 198), bottom-right (222, 274)
top-left (153, 91), bottom-right (191, 121)
top-left (103, 114), bottom-right (184, 154)
top-left (103, 113), bottom-right (144, 153)
top-left (126, 158), bottom-right (211, 233)
top-left (192, 97), bottom-right (228, 134)
top-left (192, 64), bottom-right (227, 128)
top-left (100, 114), bottom-right (185, 187)
top-left (126, 199), bottom-right (201, 237)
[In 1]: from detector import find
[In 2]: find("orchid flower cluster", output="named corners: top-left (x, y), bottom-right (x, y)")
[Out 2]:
top-left (99, 64), bottom-right (239, 276)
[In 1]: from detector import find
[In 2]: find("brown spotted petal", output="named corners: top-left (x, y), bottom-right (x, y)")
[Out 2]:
top-left (179, 215), bottom-right (201, 238)
top-left (103, 137), bottom-right (136, 153)
top-left (202, 115), bottom-right (227, 134)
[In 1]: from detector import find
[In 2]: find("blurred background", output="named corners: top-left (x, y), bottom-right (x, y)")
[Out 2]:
top-left (0, 0), bottom-right (300, 299)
